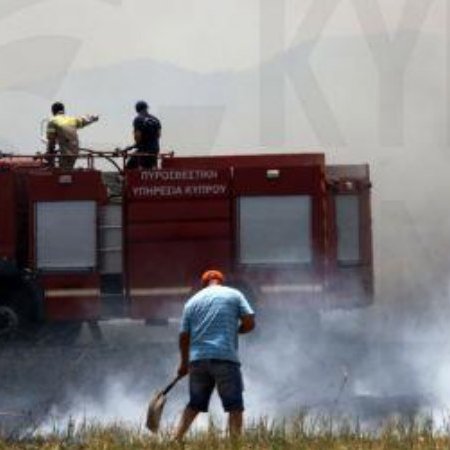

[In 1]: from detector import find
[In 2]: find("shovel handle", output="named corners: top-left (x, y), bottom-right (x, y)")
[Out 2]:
top-left (161, 375), bottom-right (183, 396)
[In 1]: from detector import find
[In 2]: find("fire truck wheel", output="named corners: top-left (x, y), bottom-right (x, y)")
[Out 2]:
top-left (0, 281), bottom-right (40, 339)
top-left (0, 305), bottom-right (19, 337)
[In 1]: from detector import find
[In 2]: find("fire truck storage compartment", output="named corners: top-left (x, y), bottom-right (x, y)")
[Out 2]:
top-left (238, 196), bottom-right (312, 265)
top-left (233, 165), bottom-right (326, 308)
top-left (27, 171), bottom-right (106, 321)
top-left (125, 169), bottom-right (232, 319)
top-left (35, 201), bottom-right (96, 271)
top-left (326, 165), bottom-right (373, 307)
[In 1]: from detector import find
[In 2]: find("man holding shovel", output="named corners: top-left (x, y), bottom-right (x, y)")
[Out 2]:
top-left (174, 270), bottom-right (255, 440)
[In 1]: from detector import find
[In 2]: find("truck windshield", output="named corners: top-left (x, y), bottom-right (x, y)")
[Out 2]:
top-left (238, 195), bottom-right (312, 264)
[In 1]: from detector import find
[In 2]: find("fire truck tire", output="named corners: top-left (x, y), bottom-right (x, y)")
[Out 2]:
top-left (0, 305), bottom-right (19, 338)
top-left (0, 280), bottom-right (41, 338)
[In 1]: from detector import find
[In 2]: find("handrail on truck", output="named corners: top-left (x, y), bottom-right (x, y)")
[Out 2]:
top-left (0, 148), bottom-right (176, 173)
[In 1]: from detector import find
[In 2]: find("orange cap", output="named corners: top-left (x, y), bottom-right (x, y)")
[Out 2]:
top-left (201, 270), bottom-right (225, 286)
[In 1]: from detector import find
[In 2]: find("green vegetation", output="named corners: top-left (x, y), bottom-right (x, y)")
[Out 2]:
top-left (0, 415), bottom-right (448, 449)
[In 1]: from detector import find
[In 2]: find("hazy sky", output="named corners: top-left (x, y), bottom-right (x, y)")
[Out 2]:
top-left (0, 0), bottom-right (446, 152)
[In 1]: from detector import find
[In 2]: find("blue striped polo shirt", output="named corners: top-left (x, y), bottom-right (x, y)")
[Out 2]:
top-left (180, 285), bottom-right (255, 363)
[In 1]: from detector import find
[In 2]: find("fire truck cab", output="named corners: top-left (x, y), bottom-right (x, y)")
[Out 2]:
top-left (0, 152), bottom-right (372, 336)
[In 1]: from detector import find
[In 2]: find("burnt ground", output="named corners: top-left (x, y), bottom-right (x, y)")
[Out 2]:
top-left (0, 318), bottom-right (442, 438)
top-left (0, 323), bottom-right (180, 438)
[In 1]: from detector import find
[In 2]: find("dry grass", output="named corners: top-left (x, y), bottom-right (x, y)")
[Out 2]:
top-left (1, 415), bottom-right (450, 449)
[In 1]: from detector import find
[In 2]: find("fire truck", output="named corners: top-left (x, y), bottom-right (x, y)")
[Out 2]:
top-left (0, 151), bottom-right (372, 338)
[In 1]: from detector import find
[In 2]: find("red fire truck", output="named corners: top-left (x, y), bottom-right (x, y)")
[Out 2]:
top-left (0, 151), bottom-right (372, 338)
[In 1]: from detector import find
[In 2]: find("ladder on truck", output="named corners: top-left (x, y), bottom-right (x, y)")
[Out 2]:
top-left (99, 173), bottom-right (125, 318)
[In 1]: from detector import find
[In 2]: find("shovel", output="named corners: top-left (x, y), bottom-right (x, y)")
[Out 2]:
top-left (146, 375), bottom-right (183, 432)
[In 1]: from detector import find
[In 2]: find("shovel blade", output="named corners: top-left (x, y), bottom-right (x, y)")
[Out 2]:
top-left (146, 392), bottom-right (167, 432)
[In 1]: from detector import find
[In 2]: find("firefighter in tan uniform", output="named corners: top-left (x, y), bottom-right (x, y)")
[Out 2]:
top-left (46, 102), bottom-right (99, 170)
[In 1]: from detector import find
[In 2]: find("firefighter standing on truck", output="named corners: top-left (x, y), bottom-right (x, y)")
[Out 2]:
top-left (174, 270), bottom-right (255, 440)
top-left (126, 100), bottom-right (161, 169)
top-left (46, 102), bottom-right (99, 170)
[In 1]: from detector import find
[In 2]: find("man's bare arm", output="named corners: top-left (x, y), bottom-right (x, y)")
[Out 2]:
top-left (77, 115), bottom-right (99, 129)
top-left (177, 331), bottom-right (190, 377)
top-left (45, 134), bottom-right (57, 166)
top-left (239, 314), bottom-right (255, 334)
top-left (46, 135), bottom-right (56, 154)
top-left (134, 129), bottom-right (142, 146)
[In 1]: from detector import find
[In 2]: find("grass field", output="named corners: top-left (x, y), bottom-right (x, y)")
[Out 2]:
top-left (1, 415), bottom-right (449, 449)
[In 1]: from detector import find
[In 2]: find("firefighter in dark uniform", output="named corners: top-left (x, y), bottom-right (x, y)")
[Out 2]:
top-left (126, 101), bottom-right (162, 169)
